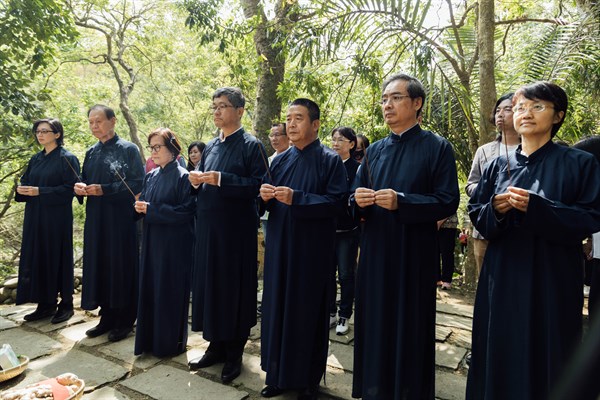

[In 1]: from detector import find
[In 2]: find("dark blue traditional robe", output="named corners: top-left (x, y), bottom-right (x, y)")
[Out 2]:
top-left (191, 128), bottom-right (267, 341)
top-left (16, 147), bottom-right (80, 305)
top-left (351, 126), bottom-right (459, 399)
top-left (80, 135), bottom-right (144, 316)
top-left (466, 141), bottom-right (600, 400)
top-left (261, 139), bottom-right (347, 389)
top-left (135, 160), bottom-right (195, 357)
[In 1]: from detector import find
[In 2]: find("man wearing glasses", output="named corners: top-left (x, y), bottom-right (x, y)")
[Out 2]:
top-left (188, 87), bottom-right (267, 384)
top-left (268, 122), bottom-right (290, 163)
top-left (351, 73), bottom-right (459, 399)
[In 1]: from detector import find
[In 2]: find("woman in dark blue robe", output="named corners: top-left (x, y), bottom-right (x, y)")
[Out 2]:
top-left (467, 82), bottom-right (600, 399)
top-left (134, 128), bottom-right (195, 357)
top-left (16, 118), bottom-right (80, 323)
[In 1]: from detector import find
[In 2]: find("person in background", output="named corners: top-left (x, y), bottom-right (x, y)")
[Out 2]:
top-left (188, 87), bottom-right (266, 384)
top-left (259, 99), bottom-right (346, 399)
top-left (465, 93), bottom-right (520, 277)
top-left (268, 123), bottom-right (290, 164)
top-left (134, 128), bottom-right (196, 357)
top-left (352, 73), bottom-right (459, 399)
top-left (353, 134), bottom-right (370, 163)
top-left (437, 213), bottom-right (459, 290)
top-left (17, 118), bottom-right (80, 324)
top-left (466, 82), bottom-right (600, 399)
top-left (187, 141), bottom-right (206, 171)
top-left (74, 104), bottom-right (144, 342)
top-left (329, 126), bottom-right (360, 335)
top-left (573, 135), bottom-right (600, 321)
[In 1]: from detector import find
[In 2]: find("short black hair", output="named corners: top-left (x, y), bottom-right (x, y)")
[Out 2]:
top-left (32, 118), bottom-right (64, 146)
top-left (187, 141), bottom-right (206, 170)
top-left (382, 73), bottom-right (426, 116)
top-left (87, 104), bottom-right (116, 119)
top-left (212, 87), bottom-right (245, 108)
top-left (148, 127), bottom-right (182, 157)
top-left (573, 136), bottom-right (600, 163)
top-left (357, 134), bottom-right (370, 149)
top-left (332, 127), bottom-right (358, 155)
top-left (490, 92), bottom-right (514, 125)
top-left (514, 81), bottom-right (568, 137)
top-left (289, 98), bottom-right (320, 122)
top-left (271, 122), bottom-right (287, 135)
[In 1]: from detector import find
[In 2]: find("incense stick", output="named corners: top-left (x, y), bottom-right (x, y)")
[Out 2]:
top-left (362, 148), bottom-right (374, 189)
top-left (503, 131), bottom-right (512, 186)
top-left (114, 169), bottom-right (137, 199)
top-left (62, 155), bottom-right (81, 182)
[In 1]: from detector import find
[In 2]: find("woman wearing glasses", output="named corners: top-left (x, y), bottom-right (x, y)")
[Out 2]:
top-left (16, 118), bottom-right (80, 324)
top-left (467, 82), bottom-right (600, 399)
top-left (134, 128), bottom-right (196, 357)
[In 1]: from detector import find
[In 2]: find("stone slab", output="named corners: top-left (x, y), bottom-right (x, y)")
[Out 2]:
top-left (436, 313), bottom-right (473, 331)
top-left (98, 333), bottom-right (161, 370)
top-left (322, 367), bottom-right (353, 400)
top-left (172, 342), bottom-right (209, 368)
top-left (27, 312), bottom-right (86, 333)
top-left (436, 325), bottom-right (452, 342)
top-left (1, 328), bottom-right (63, 360)
top-left (83, 386), bottom-right (131, 400)
top-left (448, 329), bottom-right (472, 349)
top-left (8, 349), bottom-right (129, 390)
top-left (59, 320), bottom-right (111, 346)
top-left (329, 326), bottom-right (354, 345)
top-left (327, 341), bottom-right (353, 372)
top-left (0, 316), bottom-right (17, 331)
top-left (1, 304), bottom-right (35, 319)
top-left (435, 343), bottom-right (468, 370)
top-left (437, 302), bottom-right (474, 319)
top-left (435, 370), bottom-right (467, 400)
top-left (249, 323), bottom-right (261, 340)
top-left (122, 364), bottom-right (248, 400)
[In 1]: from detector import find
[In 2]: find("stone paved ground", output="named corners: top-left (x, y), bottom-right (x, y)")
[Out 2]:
top-left (0, 287), bottom-right (472, 399)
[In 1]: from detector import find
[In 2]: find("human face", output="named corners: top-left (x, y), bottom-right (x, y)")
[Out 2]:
top-left (211, 95), bottom-right (243, 133)
top-left (286, 105), bottom-right (320, 150)
top-left (148, 136), bottom-right (173, 169)
top-left (35, 122), bottom-right (60, 148)
top-left (513, 95), bottom-right (563, 140)
top-left (381, 79), bottom-right (422, 132)
top-left (188, 146), bottom-right (202, 167)
top-left (331, 132), bottom-right (355, 159)
top-left (495, 99), bottom-right (515, 132)
top-left (269, 125), bottom-right (288, 154)
top-left (88, 109), bottom-right (116, 143)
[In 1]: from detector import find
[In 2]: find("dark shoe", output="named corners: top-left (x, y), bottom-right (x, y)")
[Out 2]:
top-left (221, 357), bottom-right (242, 383)
top-left (51, 307), bottom-right (74, 324)
top-left (24, 305), bottom-right (57, 321)
top-left (85, 322), bottom-right (112, 338)
top-left (261, 385), bottom-right (284, 398)
top-left (108, 327), bottom-right (132, 342)
top-left (297, 386), bottom-right (319, 400)
top-left (465, 351), bottom-right (472, 367)
top-left (188, 352), bottom-right (226, 370)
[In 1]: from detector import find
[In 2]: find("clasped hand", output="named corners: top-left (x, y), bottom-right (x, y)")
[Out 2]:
top-left (189, 171), bottom-right (219, 186)
top-left (134, 201), bottom-right (149, 214)
top-left (493, 186), bottom-right (529, 214)
top-left (354, 187), bottom-right (398, 210)
top-left (260, 184), bottom-right (293, 205)
top-left (74, 182), bottom-right (103, 196)
top-left (16, 186), bottom-right (39, 196)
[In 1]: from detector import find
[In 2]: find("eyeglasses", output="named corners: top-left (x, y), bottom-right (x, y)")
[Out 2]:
top-left (331, 137), bottom-right (351, 143)
top-left (513, 103), bottom-right (553, 115)
top-left (381, 93), bottom-right (411, 105)
top-left (495, 106), bottom-right (513, 114)
top-left (146, 145), bottom-right (165, 153)
top-left (209, 104), bottom-right (235, 113)
top-left (35, 129), bottom-right (55, 135)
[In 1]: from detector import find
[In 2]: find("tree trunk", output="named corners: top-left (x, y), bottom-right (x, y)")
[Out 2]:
top-left (477, 0), bottom-right (497, 147)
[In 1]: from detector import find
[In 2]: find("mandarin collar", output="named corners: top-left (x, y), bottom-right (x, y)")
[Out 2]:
top-left (389, 124), bottom-right (421, 143)
top-left (159, 159), bottom-right (179, 173)
top-left (515, 140), bottom-right (554, 165)
top-left (99, 134), bottom-right (119, 147)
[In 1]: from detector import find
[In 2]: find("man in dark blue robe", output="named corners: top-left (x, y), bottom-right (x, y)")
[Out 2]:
top-left (188, 87), bottom-right (267, 384)
top-left (259, 99), bottom-right (347, 399)
top-left (75, 104), bottom-right (144, 342)
top-left (351, 74), bottom-right (459, 399)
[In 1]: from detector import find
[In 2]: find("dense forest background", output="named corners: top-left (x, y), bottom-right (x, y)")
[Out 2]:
top-left (1, 0), bottom-right (599, 280)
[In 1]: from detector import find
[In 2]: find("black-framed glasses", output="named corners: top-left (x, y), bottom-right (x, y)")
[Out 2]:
top-left (146, 145), bottom-right (165, 153)
top-left (35, 129), bottom-right (55, 135)
top-left (380, 93), bottom-right (411, 105)
top-left (209, 104), bottom-right (235, 113)
top-left (331, 137), bottom-right (351, 143)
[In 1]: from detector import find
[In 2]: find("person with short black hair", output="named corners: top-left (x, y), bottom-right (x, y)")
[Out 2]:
top-left (187, 141), bottom-right (206, 171)
top-left (75, 104), bottom-right (145, 342)
top-left (466, 82), bottom-right (600, 399)
top-left (259, 99), bottom-right (347, 399)
top-left (188, 87), bottom-right (267, 384)
top-left (353, 134), bottom-right (370, 163)
top-left (352, 73), bottom-right (459, 399)
top-left (133, 128), bottom-right (196, 357)
top-left (17, 118), bottom-right (81, 324)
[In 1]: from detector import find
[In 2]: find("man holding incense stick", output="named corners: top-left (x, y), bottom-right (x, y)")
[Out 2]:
top-left (188, 87), bottom-right (266, 384)
top-left (75, 104), bottom-right (144, 342)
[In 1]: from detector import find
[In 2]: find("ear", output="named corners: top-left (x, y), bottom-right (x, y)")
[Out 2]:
top-left (413, 97), bottom-right (423, 113)
top-left (312, 119), bottom-right (321, 134)
top-left (553, 110), bottom-right (565, 124)
top-left (237, 107), bottom-right (245, 119)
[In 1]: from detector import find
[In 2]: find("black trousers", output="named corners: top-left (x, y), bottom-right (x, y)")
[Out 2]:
top-left (207, 338), bottom-right (247, 362)
top-left (437, 228), bottom-right (457, 283)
